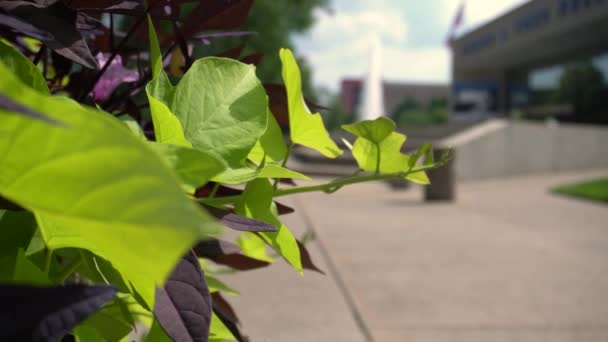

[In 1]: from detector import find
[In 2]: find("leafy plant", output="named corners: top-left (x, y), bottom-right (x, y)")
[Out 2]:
top-left (0, 1), bottom-right (448, 341)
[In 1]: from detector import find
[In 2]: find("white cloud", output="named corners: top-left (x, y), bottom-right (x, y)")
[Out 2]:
top-left (295, 0), bottom-right (529, 92)
top-left (296, 8), bottom-right (408, 50)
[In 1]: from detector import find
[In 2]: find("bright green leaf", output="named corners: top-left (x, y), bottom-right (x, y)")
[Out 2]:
top-left (146, 19), bottom-right (191, 147)
top-left (119, 115), bottom-right (147, 141)
top-left (408, 142), bottom-right (432, 169)
top-left (248, 109), bottom-right (287, 164)
top-left (279, 48), bottom-right (342, 158)
top-left (209, 312), bottom-right (236, 342)
top-left (214, 163), bottom-right (309, 185)
top-left (405, 170), bottom-right (430, 185)
top-left (206, 275), bottom-right (239, 296)
top-left (147, 58), bottom-right (268, 169)
top-left (236, 232), bottom-right (273, 263)
top-left (236, 179), bottom-right (301, 272)
top-left (148, 142), bottom-right (226, 192)
top-left (351, 131), bottom-right (409, 174)
top-left (342, 116), bottom-right (395, 144)
top-left (147, 16), bottom-right (162, 79)
top-left (0, 61), bottom-right (220, 308)
top-left (13, 248), bottom-right (50, 285)
top-left (0, 40), bottom-right (49, 94)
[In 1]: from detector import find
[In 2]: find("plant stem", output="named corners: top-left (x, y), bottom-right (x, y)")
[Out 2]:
top-left (273, 142), bottom-right (294, 192)
top-left (44, 248), bottom-right (54, 274)
top-left (208, 182), bottom-right (220, 198)
top-left (201, 164), bottom-right (438, 206)
top-left (375, 143), bottom-right (381, 174)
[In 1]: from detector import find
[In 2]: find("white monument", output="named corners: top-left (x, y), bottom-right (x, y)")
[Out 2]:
top-left (357, 33), bottom-right (385, 121)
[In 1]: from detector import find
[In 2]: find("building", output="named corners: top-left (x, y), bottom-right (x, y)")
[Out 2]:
top-left (340, 79), bottom-right (449, 122)
top-left (452, 0), bottom-right (608, 124)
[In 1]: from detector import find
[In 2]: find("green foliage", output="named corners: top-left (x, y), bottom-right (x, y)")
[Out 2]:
top-left (0, 19), bottom-right (444, 341)
top-left (342, 117), bottom-right (430, 184)
top-left (0, 40), bottom-right (48, 94)
top-left (280, 48), bottom-right (342, 158)
top-left (553, 61), bottom-right (606, 123)
top-left (392, 97), bottom-right (449, 126)
top-left (236, 179), bottom-right (301, 271)
top-left (0, 60), bottom-right (219, 308)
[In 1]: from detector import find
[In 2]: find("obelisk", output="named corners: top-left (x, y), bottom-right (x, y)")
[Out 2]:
top-left (357, 33), bottom-right (385, 121)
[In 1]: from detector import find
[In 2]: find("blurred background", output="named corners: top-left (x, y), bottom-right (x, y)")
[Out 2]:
top-left (221, 0), bottom-right (608, 341)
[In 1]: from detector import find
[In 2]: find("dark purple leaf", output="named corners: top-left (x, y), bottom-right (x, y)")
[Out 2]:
top-left (211, 292), bottom-right (239, 325)
top-left (0, 13), bottom-right (53, 40)
top-left (0, 93), bottom-right (63, 125)
top-left (240, 52), bottom-right (263, 65)
top-left (75, 12), bottom-right (102, 32)
top-left (64, 0), bottom-right (144, 15)
top-left (154, 250), bottom-right (212, 342)
top-left (215, 44), bottom-right (245, 59)
top-left (193, 239), bottom-right (240, 259)
top-left (192, 31), bottom-right (256, 42)
top-left (193, 239), bottom-right (270, 271)
top-left (164, 0), bottom-right (253, 48)
top-left (0, 1), bottom-right (98, 68)
top-left (0, 284), bottom-right (117, 342)
top-left (195, 184), bottom-right (294, 216)
top-left (212, 294), bottom-right (245, 342)
top-left (297, 240), bottom-right (325, 275)
top-left (204, 206), bottom-right (278, 232)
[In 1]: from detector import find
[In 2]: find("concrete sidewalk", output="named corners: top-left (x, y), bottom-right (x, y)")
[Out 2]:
top-left (224, 170), bottom-right (608, 341)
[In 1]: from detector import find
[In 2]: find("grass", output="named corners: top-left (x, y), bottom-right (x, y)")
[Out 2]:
top-left (552, 178), bottom-right (608, 203)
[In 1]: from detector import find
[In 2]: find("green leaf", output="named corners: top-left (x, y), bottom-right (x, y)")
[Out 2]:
top-left (209, 312), bottom-right (236, 342)
top-left (236, 179), bottom-right (301, 272)
top-left (0, 40), bottom-right (49, 94)
top-left (351, 131), bottom-right (409, 174)
top-left (236, 232), bottom-right (273, 263)
top-left (206, 275), bottom-right (239, 296)
top-left (404, 170), bottom-right (430, 185)
top-left (147, 16), bottom-right (162, 79)
top-left (146, 19), bottom-right (191, 148)
top-left (74, 293), bottom-right (149, 342)
top-left (146, 319), bottom-right (174, 342)
top-left (0, 61), bottom-right (220, 308)
top-left (13, 248), bottom-right (51, 285)
top-left (408, 142), bottom-right (432, 169)
top-left (214, 163), bottom-right (309, 185)
top-left (0, 211), bottom-right (37, 259)
top-left (148, 142), bottom-right (226, 192)
top-left (119, 115), bottom-right (147, 141)
top-left (342, 116), bottom-right (395, 144)
top-left (343, 117), bottom-right (431, 184)
top-left (248, 108), bottom-right (287, 164)
top-left (73, 324), bottom-right (104, 342)
top-left (279, 48), bottom-right (342, 158)
top-left (25, 228), bottom-right (45, 256)
top-left (147, 58), bottom-right (268, 169)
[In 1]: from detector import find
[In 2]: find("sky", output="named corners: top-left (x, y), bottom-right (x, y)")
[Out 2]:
top-left (293, 0), bottom-right (530, 92)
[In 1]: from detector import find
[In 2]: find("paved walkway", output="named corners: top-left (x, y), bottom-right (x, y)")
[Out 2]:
top-left (224, 170), bottom-right (608, 341)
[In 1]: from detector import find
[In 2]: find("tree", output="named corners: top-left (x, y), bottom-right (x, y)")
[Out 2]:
top-left (554, 61), bottom-right (607, 123)
top-left (202, 0), bottom-right (329, 99)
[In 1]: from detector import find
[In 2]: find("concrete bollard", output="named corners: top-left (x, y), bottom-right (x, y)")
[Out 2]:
top-left (425, 148), bottom-right (455, 201)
